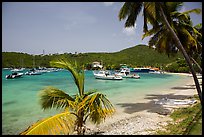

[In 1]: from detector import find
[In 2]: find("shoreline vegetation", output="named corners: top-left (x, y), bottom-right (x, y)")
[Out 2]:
top-left (78, 72), bottom-right (202, 135)
top-left (2, 45), bottom-right (183, 70)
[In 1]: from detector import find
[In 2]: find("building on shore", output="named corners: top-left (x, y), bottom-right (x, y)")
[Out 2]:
top-left (92, 61), bottom-right (103, 69)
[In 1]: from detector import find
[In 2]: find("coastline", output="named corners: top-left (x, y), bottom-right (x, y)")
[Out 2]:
top-left (85, 72), bottom-right (201, 135)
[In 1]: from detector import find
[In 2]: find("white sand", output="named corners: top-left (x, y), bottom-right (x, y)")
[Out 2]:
top-left (84, 73), bottom-right (202, 135)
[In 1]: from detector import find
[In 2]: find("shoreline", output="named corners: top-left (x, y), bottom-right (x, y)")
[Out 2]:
top-left (84, 73), bottom-right (201, 135)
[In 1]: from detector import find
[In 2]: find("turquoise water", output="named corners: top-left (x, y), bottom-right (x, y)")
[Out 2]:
top-left (2, 69), bottom-right (187, 135)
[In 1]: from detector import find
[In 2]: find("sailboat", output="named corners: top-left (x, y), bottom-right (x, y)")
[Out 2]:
top-left (25, 56), bottom-right (42, 75)
top-left (11, 58), bottom-right (25, 72)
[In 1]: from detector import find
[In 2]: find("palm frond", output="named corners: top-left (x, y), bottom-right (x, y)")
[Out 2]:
top-left (20, 111), bottom-right (76, 135)
top-left (171, 11), bottom-right (190, 21)
top-left (166, 2), bottom-right (183, 12)
top-left (118, 2), bottom-right (132, 21)
top-left (148, 27), bottom-right (165, 48)
top-left (192, 27), bottom-right (202, 38)
top-left (39, 86), bottom-right (75, 110)
top-left (143, 5), bottom-right (148, 32)
top-left (50, 58), bottom-right (84, 96)
top-left (78, 93), bottom-right (115, 124)
top-left (83, 89), bottom-right (97, 98)
top-left (182, 8), bottom-right (201, 15)
top-left (157, 34), bottom-right (167, 53)
top-left (125, 3), bottom-right (143, 27)
top-left (180, 27), bottom-right (198, 49)
top-left (194, 23), bottom-right (202, 30)
top-left (118, 2), bottom-right (143, 27)
top-left (144, 2), bottom-right (160, 30)
top-left (144, 2), bottom-right (157, 21)
top-left (142, 25), bottom-right (162, 39)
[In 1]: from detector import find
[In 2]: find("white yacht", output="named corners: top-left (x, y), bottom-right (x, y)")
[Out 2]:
top-left (115, 68), bottom-right (140, 79)
top-left (93, 70), bottom-right (123, 80)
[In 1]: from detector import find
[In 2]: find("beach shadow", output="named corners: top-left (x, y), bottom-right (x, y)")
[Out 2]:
top-left (171, 86), bottom-right (196, 90)
top-left (116, 93), bottom-right (193, 115)
top-left (117, 101), bottom-right (169, 115)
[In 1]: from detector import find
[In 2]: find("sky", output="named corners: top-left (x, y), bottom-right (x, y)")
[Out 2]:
top-left (2, 2), bottom-right (202, 55)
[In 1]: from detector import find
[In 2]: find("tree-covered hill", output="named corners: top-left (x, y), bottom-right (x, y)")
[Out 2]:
top-left (2, 44), bottom-right (183, 69)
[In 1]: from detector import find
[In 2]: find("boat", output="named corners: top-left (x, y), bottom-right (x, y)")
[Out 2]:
top-left (93, 70), bottom-right (123, 80)
top-left (148, 68), bottom-right (164, 74)
top-left (25, 68), bottom-right (42, 75)
top-left (6, 72), bottom-right (24, 79)
top-left (130, 67), bottom-right (151, 73)
top-left (11, 68), bottom-right (25, 72)
top-left (123, 73), bottom-right (140, 79)
top-left (25, 71), bottom-right (42, 75)
top-left (25, 56), bottom-right (42, 75)
top-left (149, 69), bottom-right (163, 74)
top-left (115, 68), bottom-right (140, 79)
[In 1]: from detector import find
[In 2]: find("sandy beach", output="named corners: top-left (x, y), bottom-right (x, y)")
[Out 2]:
top-left (84, 73), bottom-right (202, 135)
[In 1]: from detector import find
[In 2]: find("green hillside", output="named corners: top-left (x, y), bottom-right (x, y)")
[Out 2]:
top-left (2, 45), bottom-right (182, 69)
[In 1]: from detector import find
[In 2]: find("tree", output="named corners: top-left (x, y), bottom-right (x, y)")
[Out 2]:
top-left (118, 2), bottom-right (202, 103)
top-left (142, 4), bottom-right (202, 73)
top-left (20, 58), bottom-right (115, 135)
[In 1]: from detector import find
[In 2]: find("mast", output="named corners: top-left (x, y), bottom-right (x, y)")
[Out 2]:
top-left (33, 55), bottom-right (35, 68)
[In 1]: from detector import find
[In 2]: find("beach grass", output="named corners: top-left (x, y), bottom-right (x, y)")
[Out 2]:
top-left (155, 95), bottom-right (202, 135)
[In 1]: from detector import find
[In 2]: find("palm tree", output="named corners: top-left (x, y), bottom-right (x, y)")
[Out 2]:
top-left (20, 58), bottom-right (115, 135)
top-left (142, 6), bottom-right (202, 73)
top-left (185, 23), bottom-right (202, 74)
top-left (118, 2), bottom-right (202, 103)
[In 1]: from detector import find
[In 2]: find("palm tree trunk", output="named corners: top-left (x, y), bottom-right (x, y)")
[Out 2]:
top-left (159, 4), bottom-right (202, 104)
top-left (190, 57), bottom-right (202, 74)
top-left (76, 110), bottom-right (85, 135)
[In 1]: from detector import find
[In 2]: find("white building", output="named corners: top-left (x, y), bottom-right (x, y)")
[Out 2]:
top-left (92, 61), bottom-right (103, 69)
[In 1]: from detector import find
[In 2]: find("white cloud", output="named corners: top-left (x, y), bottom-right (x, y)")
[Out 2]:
top-left (103, 2), bottom-right (114, 6)
top-left (122, 26), bottom-right (136, 36)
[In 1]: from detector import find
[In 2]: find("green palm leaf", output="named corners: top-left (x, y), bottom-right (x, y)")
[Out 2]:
top-left (180, 27), bottom-right (198, 49)
top-left (182, 8), bottom-right (201, 15)
top-left (79, 93), bottom-right (115, 124)
top-left (39, 86), bottom-right (75, 110)
top-left (166, 2), bottom-right (183, 12)
top-left (50, 58), bottom-right (84, 96)
top-left (118, 2), bottom-right (143, 27)
top-left (142, 25), bottom-right (162, 39)
top-left (20, 111), bottom-right (76, 135)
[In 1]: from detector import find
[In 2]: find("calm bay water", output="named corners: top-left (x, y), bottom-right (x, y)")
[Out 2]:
top-left (2, 69), bottom-right (187, 135)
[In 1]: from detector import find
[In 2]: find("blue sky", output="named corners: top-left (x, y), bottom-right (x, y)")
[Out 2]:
top-left (2, 2), bottom-right (202, 55)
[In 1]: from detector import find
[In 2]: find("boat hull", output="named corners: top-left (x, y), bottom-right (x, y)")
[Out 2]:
top-left (94, 75), bottom-right (123, 80)
top-left (130, 68), bottom-right (150, 73)
top-left (123, 75), bottom-right (140, 79)
top-left (6, 73), bottom-right (23, 79)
